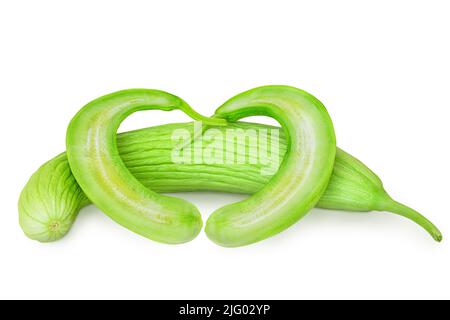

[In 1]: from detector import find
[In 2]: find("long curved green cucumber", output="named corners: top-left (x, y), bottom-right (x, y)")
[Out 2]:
top-left (65, 89), bottom-right (226, 244)
top-left (19, 122), bottom-right (442, 242)
top-left (204, 86), bottom-right (337, 246)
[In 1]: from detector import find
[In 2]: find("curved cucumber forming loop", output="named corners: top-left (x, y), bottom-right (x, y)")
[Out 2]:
top-left (205, 86), bottom-right (337, 247)
top-left (66, 89), bottom-right (226, 244)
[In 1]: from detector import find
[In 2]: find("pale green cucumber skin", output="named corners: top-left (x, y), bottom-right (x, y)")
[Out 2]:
top-left (19, 153), bottom-right (88, 242)
top-left (19, 122), bottom-right (441, 243)
top-left (65, 89), bottom-right (219, 244)
top-left (204, 86), bottom-right (337, 247)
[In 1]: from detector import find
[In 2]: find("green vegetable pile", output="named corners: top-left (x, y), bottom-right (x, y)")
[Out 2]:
top-left (18, 86), bottom-right (442, 246)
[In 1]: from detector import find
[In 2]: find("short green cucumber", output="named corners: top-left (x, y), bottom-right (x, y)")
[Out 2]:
top-left (205, 85), bottom-right (337, 247)
top-left (65, 89), bottom-right (225, 244)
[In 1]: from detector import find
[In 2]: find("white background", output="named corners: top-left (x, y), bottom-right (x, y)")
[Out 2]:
top-left (1, 0), bottom-right (449, 300)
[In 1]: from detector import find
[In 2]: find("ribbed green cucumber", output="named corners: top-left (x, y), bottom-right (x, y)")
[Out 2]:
top-left (19, 122), bottom-right (442, 242)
